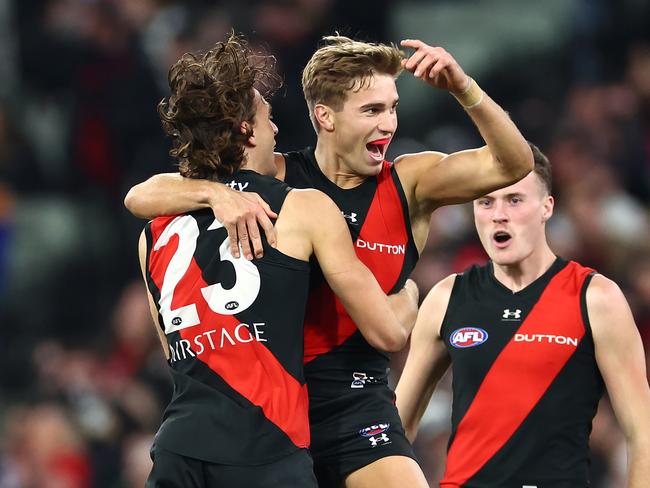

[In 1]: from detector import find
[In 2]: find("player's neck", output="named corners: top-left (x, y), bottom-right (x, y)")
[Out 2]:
top-left (241, 150), bottom-right (261, 174)
top-left (492, 244), bottom-right (557, 293)
top-left (242, 149), bottom-right (275, 177)
top-left (314, 140), bottom-right (366, 189)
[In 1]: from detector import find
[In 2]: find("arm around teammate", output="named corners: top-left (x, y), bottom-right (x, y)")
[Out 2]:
top-left (277, 188), bottom-right (414, 351)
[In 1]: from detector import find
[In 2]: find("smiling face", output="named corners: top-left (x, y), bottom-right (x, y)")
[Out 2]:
top-left (328, 73), bottom-right (399, 176)
top-left (473, 172), bottom-right (554, 266)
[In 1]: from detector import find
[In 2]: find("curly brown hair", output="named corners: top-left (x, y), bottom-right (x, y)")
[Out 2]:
top-left (302, 36), bottom-right (404, 131)
top-left (158, 34), bottom-right (281, 180)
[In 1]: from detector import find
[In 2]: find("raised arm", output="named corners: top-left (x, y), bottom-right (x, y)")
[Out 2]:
top-left (125, 173), bottom-right (277, 260)
top-left (285, 190), bottom-right (413, 351)
top-left (395, 274), bottom-right (455, 442)
top-left (587, 275), bottom-right (650, 487)
top-left (395, 39), bottom-right (533, 211)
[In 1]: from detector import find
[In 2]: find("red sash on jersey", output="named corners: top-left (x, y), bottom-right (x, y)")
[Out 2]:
top-left (148, 216), bottom-right (310, 448)
top-left (303, 162), bottom-right (409, 363)
top-left (441, 261), bottom-right (593, 487)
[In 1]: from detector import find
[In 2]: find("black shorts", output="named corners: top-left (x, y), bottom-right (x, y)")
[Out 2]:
top-left (308, 378), bottom-right (418, 488)
top-left (146, 445), bottom-right (318, 488)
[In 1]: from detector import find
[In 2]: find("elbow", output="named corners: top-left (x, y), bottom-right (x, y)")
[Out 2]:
top-left (124, 183), bottom-right (155, 219)
top-left (123, 188), bottom-right (136, 212)
top-left (499, 142), bottom-right (534, 186)
top-left (370, 329), bottom-right (409, 353)
top-left (513, 142), bottom-right (535, 180)
top-left (520, 142), bottom-right (535, 175)
top-left (124, 188), bottom-right (145, 218)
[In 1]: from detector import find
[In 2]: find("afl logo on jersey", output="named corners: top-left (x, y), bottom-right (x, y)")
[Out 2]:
top-left (171, 317), bottom-right (182, 326)
top-left (450, 327), bottom-right (488, 348)
top-left (224, 301), bottom-right (239, 311)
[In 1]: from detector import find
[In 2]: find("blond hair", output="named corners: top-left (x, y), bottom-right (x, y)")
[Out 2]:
top-left (301, 36), bottom-right (404, 131)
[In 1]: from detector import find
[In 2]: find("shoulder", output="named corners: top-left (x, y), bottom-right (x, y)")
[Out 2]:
top-left (422, 273), bottom-right (458, 311)
top-left (285, 187), bottom-right (330, 205)
top-left (392, 151), bottom-right (449, 208)
top-left (283, 188), bottom-right (340, 222)
top-left (393, 151), bottom-right (448, 168)
top-left (585, 273), bottom-right (635, 341)
top-left (393, 151), bottom-right (447, 178)
top-left (419, 274), bottom-right (458, 337)
top-left (586, 273), bottom-right (627, 315)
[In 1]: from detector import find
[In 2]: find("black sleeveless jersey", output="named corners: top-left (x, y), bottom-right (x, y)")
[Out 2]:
top-left (440, 258), bottom-right (604, 488)
top-left (283, 148), bottom-right (419, 384)
top-left (143, 170), bottom-right (311, 465)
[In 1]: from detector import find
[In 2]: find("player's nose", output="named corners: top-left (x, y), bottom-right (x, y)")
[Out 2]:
top-left (491, 201), bottom-right (508, 222)
top-left (378, 111), bottom-right (397, 134)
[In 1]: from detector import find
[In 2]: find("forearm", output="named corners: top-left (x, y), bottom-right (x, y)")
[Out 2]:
top-left (627, 440), bottom-right (650, 487)
top-left (329, 266), bottom-right (409, 352)
top-left (124, 173), bottom-right (220, 219)
top-left (386, 280), bottom-right (419, 337)
top-left (454, 80), bottom-right (532, 181)
top-left (396, 342), bottom-right (449, 442)
top-left (396, 383), bottom-right (431, 443)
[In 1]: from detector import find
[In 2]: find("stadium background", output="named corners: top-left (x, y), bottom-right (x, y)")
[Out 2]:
top-left (1, 0), bottom-right (649, 486)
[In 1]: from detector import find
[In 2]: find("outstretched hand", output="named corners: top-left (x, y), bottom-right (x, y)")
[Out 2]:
top-left (213, 188), bottom-right (278, 260)
top-left (400, 39), bottom-right (469, 93)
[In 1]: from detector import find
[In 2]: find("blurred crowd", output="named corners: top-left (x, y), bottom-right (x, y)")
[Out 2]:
top-left (0, 0), bottom-right (649, 487)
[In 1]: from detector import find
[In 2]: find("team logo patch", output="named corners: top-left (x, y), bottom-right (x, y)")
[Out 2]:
top-left (502, 308), bottom-right (522, 321)
top-left (358, 423), bottom-right (391, 448)
top-left (341, 211), bottom-right (358, 224)
top-left (450, 327), bottom-right (488, 348)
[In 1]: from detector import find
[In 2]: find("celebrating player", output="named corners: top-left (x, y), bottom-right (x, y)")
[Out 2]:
top-left (127, 35), bottom-right (533, 487)
top-left (396, 144), bottom-right (650, 487)
top-left (139, 34), bottom-right (417, 488)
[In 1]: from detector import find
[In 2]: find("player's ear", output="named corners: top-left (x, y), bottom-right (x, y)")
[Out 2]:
top-left (541, 195), bottom-right (554, 222)
top-left (241, 121), bottom-right (256, 147)
top-left (314, 104), bottom-right (335, 132)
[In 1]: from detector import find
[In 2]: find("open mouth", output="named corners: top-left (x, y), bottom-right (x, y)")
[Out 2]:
top-left (366, 137), bottom-right (391, 161)
top-left (493, 231), bottom-right (512, 246)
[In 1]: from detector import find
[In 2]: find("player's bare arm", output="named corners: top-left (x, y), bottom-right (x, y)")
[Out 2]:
top-left (394, 40), bottom-right (532, 239)
top-left (278, 189), bottom-right (412, 351)
top-left (395, 274), bottom-right (454, 442)
top-left (125, 172), bottom-right (277, 260)
top-left (387, 279), bottom-right (420, 337)
top-left (587, 274), bottom-right (650, 487)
